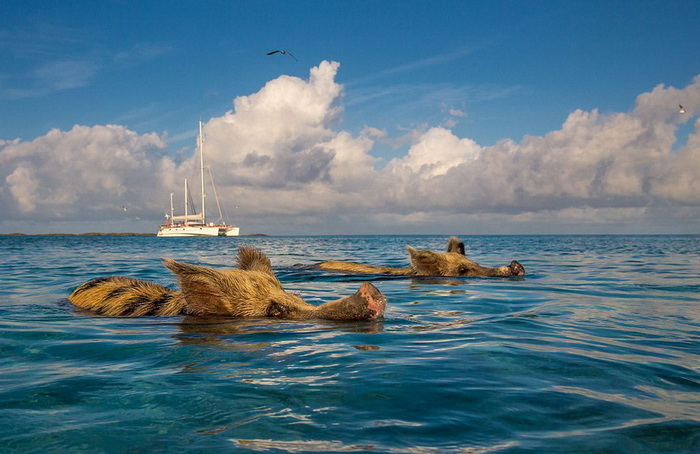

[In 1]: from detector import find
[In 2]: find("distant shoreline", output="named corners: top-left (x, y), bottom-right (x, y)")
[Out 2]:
top-left (0, 233), bottom-right (269, 237)
top-left (0, 232), bottom-right (696, 237)
top-left (1, 232), bottom-right (156, 236)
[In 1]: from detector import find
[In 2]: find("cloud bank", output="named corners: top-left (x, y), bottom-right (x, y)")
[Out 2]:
top-left (1, 61), bottom-right (699, 233)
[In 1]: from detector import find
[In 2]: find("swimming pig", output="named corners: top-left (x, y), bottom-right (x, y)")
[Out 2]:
top-left (317, 237), bottom-right (525, 277)
top-left (69, 246), bottom-right (386, 320)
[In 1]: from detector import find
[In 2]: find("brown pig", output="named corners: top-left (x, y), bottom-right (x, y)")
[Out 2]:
top-left (69, 246), bottom-right (386, 320)
top-left (317, 237), bottom-right (525, 277)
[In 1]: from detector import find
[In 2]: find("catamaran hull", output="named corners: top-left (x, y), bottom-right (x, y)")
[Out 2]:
top-left (157, 226), bottom-right (222, 237)
top-left (224, 226), bottom-right (240, 236)
top-left (157, 225), bottom-right (241, 237)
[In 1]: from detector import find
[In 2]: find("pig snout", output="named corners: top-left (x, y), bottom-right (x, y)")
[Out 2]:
top-left (355, 282), bottom-right (386, 318)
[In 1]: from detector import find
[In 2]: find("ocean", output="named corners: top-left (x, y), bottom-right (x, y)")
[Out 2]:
top-left (0, 235), bottom-right (698, 453)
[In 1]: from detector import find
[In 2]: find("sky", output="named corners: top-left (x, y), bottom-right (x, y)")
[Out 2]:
top-left (1, 0), bottom-right (700, 235)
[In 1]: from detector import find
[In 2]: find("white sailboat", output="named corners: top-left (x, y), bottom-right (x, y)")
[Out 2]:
top-left (157, 121), bottom-right (240, 237)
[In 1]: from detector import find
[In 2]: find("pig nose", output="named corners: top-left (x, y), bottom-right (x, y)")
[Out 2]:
top-left (359, 282), bottom-right (386, 317)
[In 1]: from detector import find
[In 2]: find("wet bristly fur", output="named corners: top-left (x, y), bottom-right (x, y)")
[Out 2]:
top-left (69, 246), bottom-right (386, 319)
top-left (69, 276), bottom-right (186, 316)
top-left (317, 261), bottom-right (414, 276)
top-left (317, 237), bottom-right (525, 277)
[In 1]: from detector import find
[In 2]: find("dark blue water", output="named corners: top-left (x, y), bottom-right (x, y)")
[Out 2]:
top-left (1, 235), bottom-right (699, 453)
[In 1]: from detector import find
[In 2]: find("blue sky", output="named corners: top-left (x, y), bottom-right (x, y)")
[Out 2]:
top-left (1, 0), bottom-right (699, 234)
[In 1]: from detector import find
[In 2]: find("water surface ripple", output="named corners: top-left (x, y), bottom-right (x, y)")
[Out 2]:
top-left (1, 235), bottom-right (699, 453)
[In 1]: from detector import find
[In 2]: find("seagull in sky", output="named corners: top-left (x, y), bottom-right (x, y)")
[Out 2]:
top-left (679, 104), bottom-right (686, 114)
top-left (266, 50), bottom-right (297, 61)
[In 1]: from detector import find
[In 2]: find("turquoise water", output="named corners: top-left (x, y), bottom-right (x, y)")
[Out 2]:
top-left (1, 235), bottom-right (699, 453)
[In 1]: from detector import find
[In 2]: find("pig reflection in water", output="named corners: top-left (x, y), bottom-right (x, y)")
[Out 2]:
top-left (174, 317), bottom-right (384, 351)
top-left (69, 246), bottom-right (386, 320)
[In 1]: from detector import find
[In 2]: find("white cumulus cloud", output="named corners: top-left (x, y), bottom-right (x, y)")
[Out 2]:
top-left (1, 63), bottom-right (699, 234)
top-left (0, 125), bottom-right (170, 219)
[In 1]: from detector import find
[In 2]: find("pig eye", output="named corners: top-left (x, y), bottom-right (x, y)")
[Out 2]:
top-left (267, 301), bottom-right (290, 318)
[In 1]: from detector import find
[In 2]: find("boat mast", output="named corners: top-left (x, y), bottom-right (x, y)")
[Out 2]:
top-left (184, 178), bottom-right (188, 226)
top-left (169, 192), bottom-right (174, 223)
top-left (199, 120), bottom-right (206, 225)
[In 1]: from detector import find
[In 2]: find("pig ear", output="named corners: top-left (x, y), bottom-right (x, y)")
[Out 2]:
top-left (162, 258), bottom-right (229, 312)
top-left (406, 246), bottom-right (443, 276)
top-left (236, 246), bottom-right (275, 276)
top-left (446, 237), bottom-right (466, 255)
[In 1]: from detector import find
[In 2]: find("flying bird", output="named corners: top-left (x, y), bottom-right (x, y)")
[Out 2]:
top-left (266, 50), bottom-right (297, 61)
top-left (679, 104), bottom-right (686, 114)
